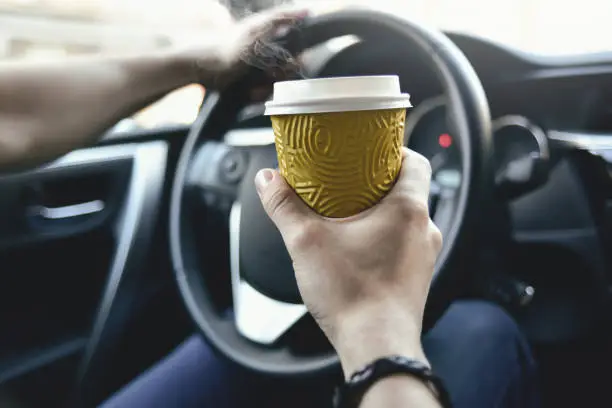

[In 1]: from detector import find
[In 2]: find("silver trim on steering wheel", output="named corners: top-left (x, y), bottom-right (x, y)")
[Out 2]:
top-left (229, 203), bottom-right (307, 345)
top-left (225, 128), bottom-right (274, 147)
top-left (403, 96), bottom-right (446, 145)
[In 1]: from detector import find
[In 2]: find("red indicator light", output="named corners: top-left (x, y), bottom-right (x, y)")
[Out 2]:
top-left (438, 133), bottom-right (452, 148)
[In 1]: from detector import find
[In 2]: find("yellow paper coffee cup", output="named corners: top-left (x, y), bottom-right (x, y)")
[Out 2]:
top-left (265, 76), bottom-right (412, 218)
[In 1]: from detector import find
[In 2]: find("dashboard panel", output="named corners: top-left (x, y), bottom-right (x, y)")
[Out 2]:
top-left (229, 31), bottom-right (612, 343)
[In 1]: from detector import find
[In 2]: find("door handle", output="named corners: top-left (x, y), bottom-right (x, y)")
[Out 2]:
top-left (26, 200), bottom-right (105, 220)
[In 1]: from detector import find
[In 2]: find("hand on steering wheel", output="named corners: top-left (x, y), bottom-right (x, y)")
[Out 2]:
top-left (176, 7), bottom-right (308, 88)
top-left (255, 147), bottom-right (442, 376)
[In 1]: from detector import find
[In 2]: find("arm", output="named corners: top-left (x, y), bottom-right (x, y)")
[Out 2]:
top-left (0, 51), bottom-right (197, 171)
top-left (0, 8), bottom-right (305, 172)
top-left (255, 148), bottom-right (446, 408)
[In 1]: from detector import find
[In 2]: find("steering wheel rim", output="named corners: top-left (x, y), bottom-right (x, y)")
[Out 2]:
top-left (170, 8), bottom-right (493, 376)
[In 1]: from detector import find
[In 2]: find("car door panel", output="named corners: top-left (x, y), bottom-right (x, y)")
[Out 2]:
top-left (0, 141), bottom-right (169, 407)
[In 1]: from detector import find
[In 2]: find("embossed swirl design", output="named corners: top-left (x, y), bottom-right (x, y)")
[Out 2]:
top-left (271, 108), bottom-right (406, 218)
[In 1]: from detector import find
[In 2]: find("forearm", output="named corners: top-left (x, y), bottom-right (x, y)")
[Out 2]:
top-left (0, 49), bottom-right (200, 171)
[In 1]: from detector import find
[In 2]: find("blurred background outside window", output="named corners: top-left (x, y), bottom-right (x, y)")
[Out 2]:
top-left (0, 0), bottom-right (231, 133)
top-left (1, 0), bottom-right (610, 132)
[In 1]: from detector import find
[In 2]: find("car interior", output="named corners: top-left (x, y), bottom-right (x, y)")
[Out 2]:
top-left (0, 2), bottom-right (611, 408)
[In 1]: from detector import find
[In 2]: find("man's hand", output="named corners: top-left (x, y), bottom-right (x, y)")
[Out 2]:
top-left (254, 147), bottom-right (442, 376)
top-left (178, 8), bottom-right (308, 89)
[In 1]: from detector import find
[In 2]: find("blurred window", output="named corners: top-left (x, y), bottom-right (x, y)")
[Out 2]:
top-left (0, 0), bottom-right (228, 132)
top-left (1, 0), bottom-right (611, 132)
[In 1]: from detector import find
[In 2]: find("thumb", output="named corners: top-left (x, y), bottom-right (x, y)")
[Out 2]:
top-left (254, 168), bottom-right (310, 233)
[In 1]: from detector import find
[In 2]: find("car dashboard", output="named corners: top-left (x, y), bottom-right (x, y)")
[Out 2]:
top-left (3, 24), bottom-right (612, 408)
top-left (228, 32), bottom-right (612, 344)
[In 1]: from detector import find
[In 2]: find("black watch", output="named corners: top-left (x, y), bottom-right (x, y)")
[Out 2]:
top-left (333, 355), bottom-right (453, 408)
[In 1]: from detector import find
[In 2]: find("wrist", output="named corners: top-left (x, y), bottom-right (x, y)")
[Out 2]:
top-left (165, 50), bottom-right (205, 86)
top-left (170, 43), bottom-right (233, 88)
top-left (333, 305), bottom-right (427, 377)
top-left (338, 338), bottom-right (427, 379)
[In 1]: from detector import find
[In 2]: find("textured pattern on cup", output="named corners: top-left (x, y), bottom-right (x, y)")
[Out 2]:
top-left (272, 108), bottom-right (406, 218)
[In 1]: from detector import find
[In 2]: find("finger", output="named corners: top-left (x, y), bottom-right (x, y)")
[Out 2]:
top-left (402, 146), bottom-right (410, 158)
top-left (234, 8), bottom-right (307, 77)
top-left (380, 147), bottom-right (433, 210)
top-left (245, 38), bottom-right (298, 74)
top-left (254, 168), bottom-right (313, 235)
top-left (399, 147), bottom-right (432, 199)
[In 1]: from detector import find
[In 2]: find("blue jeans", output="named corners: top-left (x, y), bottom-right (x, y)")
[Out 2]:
top-left (101, 300), bottom-right (539, 408)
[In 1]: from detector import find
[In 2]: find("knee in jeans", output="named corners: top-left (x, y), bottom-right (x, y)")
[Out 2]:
top-left (445, 300), bottom-right (537, 377)
top-left (450, 300), bottom-right (523, 345)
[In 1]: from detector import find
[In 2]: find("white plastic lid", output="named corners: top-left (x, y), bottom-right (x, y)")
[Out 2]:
top-left (264, 75), bottom-right (412, 115)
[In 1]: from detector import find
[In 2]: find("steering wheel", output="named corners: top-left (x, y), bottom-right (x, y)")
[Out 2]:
top-left (169, 8), bottom-right (493, 376)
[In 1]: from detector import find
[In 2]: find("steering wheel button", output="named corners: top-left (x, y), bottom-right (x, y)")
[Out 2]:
top-left (220, 149), bottom-right (247, 184)
top-left (223, 158), bottom-right (238, 173)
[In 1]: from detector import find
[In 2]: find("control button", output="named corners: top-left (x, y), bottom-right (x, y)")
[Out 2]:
top-left (219, 149), bottom-right (247, 184)
top-left (517, 284), bottom-right (535, 307)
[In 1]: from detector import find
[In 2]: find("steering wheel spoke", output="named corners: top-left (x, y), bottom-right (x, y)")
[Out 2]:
top-left (432, 188), bottom-right (456, 235)
top-left (230, 203), bottom-right (307, 344)
top-left (429, 180), bottom-right (442, 212)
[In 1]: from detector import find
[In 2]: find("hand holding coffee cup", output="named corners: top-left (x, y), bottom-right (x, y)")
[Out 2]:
top-left (264, 76), bottom-right (412, 217)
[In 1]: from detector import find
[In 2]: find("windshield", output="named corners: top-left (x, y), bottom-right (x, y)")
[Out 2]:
top-left (308, 1), bottom-right (612, 56)
top-left (233, 0), bottom-right (612, 56)
top-left (1, 0), bottom-right (610, 58)
top-left (0, 0), bottom-right (608, 131)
